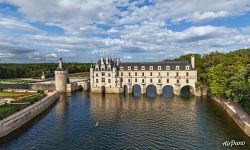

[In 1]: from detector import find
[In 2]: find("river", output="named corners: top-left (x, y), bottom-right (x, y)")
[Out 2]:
top-left (0, 91), bottom-right (249, 150)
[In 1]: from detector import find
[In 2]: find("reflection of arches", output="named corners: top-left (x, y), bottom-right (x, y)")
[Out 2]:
top-left (124, 85), bottom-right (128, 95)
top-left (180, 85), bottom-right (194, 97)
top-left (101, 86), bottom-right (105, 94)
top-left (162, 85), bottom-right (173, 97)
top-left (132, 84), bottom-right (141, 96)
top-left (146, 84), bottom-right (157, 97)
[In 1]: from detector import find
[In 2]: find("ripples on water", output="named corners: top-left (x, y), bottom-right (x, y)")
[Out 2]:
top-left (0, 91), bottom-right (250, 150)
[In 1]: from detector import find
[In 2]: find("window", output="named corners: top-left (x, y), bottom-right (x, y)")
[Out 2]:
top-left (134, 66), bottom-right (138, 70)
top-left (176, 72), bottom-right (179, 76)
top-left (142, 79), bottom-right (145, 83)
top-left (108, 73), bottom-right (111, 77)
top-left (150, 66), bottom-right (153, 70)
top-left (102, 78), bottom-right (105, 83)
top-left (96, 79), bottom-right (98, 83)
top-left (95, 68), bottom-right (99, 71)
top-left (142, 72), bottom-right (144, 76)
top-left (128, 72), bottom-right (131, 76)
top-left (158, 66), bottom-right (161, 70)
top-left (177, 79), bottom-right (179, 83)
top-left (135, 72), bottom-right (137, 76)
top-left (186, 72), bottom-right (189, 76)
top-left (96, 73), bottom-right (98, 77)
top-left (141, 66), bottom-right (145, 70)
top-left (108, 79), bottom-right (111, 83)
top-left (176, 66), bottom-right (179, 70)
top-left (135, 78), bottom-right (137, 82)
top-left (102, 72), bottom-right (105, 76)
top-left (128, 66), bottom-right (131, 70)
top-left (101, 67), bottom-right (105, 71)
top-left (158, 72), bottom-right (161, 76)
top-left (120, 66), bottom-right (124, 70)
top-left (166, 66), bottom-right (170, 70)
top-left (186, 66), bottom-right (190, 70)
top-left (167, 72), bottom-right (169, 76)
top-left (128, 79), bottom-right (131, 83)
top-left (167, 79), bottom-right (169, 83)
top-left (150, 72), bottom-right (153, 76)
top-left (158, 79), bottom-right (161, 83)
top-left (121, 72), bottom-right (123, 76)
top-left (186, 79), bottom-right (189, 83)
top-left (150, 79), bottom-right (153, 83)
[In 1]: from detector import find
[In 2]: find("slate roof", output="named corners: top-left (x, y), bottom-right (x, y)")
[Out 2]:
top-left (55, 58), bottom-right (67, 71)
top-left (119, 61), bottom-right (194, 70)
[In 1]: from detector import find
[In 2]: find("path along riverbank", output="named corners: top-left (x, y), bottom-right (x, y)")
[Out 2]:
top-left (0, 91), bottom-right (59, 138)
top-left (210, 95), bottom-right (250, 137)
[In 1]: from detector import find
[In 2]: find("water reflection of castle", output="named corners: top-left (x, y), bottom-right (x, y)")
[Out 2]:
top-left (90, 94), bottom-right (197, 122)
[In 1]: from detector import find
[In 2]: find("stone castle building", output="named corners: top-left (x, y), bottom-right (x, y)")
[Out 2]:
top-left (54, 58), bottom-right (78, 92)
top-left (90, 56), bottom-right (198, 96)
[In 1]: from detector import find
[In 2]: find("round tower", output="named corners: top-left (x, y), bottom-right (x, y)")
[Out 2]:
top-left (54, 58), bottom-right (68, 92)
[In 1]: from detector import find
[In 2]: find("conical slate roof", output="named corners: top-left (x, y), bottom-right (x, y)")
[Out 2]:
top-left (55, 58), bottom-right (67, 71)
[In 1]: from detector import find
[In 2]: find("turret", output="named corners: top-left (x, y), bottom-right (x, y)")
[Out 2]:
top-left (191, 55), bottom-right (195, 68)
top-left (54, 58), bottom-right (68, 92)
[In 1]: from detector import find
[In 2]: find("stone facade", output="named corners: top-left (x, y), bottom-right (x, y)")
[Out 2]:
top-left (90, 57), bottom-right (198, 96)
top-left (54, 58), bottom-right (68, 92)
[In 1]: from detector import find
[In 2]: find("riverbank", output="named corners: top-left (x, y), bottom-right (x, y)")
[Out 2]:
top-left (210, 94), bottom-right (250, 137)
top-left (0, 91), bottom-right (59, 138)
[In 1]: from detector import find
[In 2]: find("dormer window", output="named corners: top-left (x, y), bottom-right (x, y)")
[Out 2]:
top-left (120, 66), bottom-right (124, 70)
top-left (150, 66), bottom-right (153, 70)
top-left (176, 66), bottom-right (179, 70)
top-left (166, 66), bottom-right (170, 70)
top-left (134, 66), bottom-right (138, 70)
top-left (185, 66), bottom-right (190, 70)
top-left (141, 66), bottom-right (145, 70)
top-left (128, 66), bottom-right (131, 70)
top-left (158, 66), bottom-right (161, 70)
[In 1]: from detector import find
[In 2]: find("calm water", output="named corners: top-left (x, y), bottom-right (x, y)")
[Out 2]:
top-left (0, 91), bottom-right (250, 150)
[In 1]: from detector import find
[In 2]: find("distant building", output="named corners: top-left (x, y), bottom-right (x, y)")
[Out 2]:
top-left (90, 56), bottom-right (198, 96)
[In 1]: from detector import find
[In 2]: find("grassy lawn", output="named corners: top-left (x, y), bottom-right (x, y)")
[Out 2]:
top-left (0, 91), bottom-right (47, 120)
top-left (0, 104), bottom-right (28, 120)
top-left (15, 93), bottom-right (46, 104)
top-left (0, 91), bottom-right (33, 99)
top-left (0, 79), bottom-right (36, 84)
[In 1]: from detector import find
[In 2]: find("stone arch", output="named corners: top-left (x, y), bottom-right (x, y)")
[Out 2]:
top-left (101, 86), bottom-right (105, 94)
top-left (123, 84), bottom-right (128, 95)
top-left (78, 85), bottom-right (83, 91)
top-left (162, 85), bottom-right (174, 97)
top-left (132, 84), bottom-right (141, 96)
top-left (180, 85), bottom-right (194, 97)
top-left (146, 84), bottom-right (157, 97)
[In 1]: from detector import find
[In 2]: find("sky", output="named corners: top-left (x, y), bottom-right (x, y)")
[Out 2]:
top-left (0, 0), bottom-right (250, 63)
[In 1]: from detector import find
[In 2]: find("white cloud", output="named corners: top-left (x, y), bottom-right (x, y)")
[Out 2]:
top-left (0, 18), bottom-right (41, 33)
top-left (0, 0), bottom-right (250, 62)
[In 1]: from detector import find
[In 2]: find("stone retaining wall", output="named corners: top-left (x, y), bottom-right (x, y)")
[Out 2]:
top-left (0, 91), bottom-right (59, 138)
top-left (211, 95), bottom-right (250, 137)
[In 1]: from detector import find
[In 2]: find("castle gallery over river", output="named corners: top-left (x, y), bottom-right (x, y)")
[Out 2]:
top-left (89, 56), bottom-right (198, 96)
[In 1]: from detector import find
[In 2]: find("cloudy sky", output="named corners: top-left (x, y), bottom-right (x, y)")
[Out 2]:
top-left (0, 0), bottom-right (250, 63)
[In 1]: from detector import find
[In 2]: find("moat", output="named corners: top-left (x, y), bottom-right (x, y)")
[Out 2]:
top-left (0, 91), bottom-right (250, 150)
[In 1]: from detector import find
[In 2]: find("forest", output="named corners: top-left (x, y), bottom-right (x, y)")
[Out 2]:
top-left (0, 63), bottom-right (91, 79)
top-left (174, 49), bottom-right (250, 112)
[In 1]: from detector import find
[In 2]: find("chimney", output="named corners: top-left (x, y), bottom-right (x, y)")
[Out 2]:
top-left (116, 58), bottom-right (120, 66)
top-left (101, 58), bottom-right (104, 65)
top-left (191, 55), bottom-right (195, 68)
top-left (105, 57), bottom-right (109, 64)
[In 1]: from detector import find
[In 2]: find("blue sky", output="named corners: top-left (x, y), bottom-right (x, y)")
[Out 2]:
top-left (0, 0), bottom-right (250, 63)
